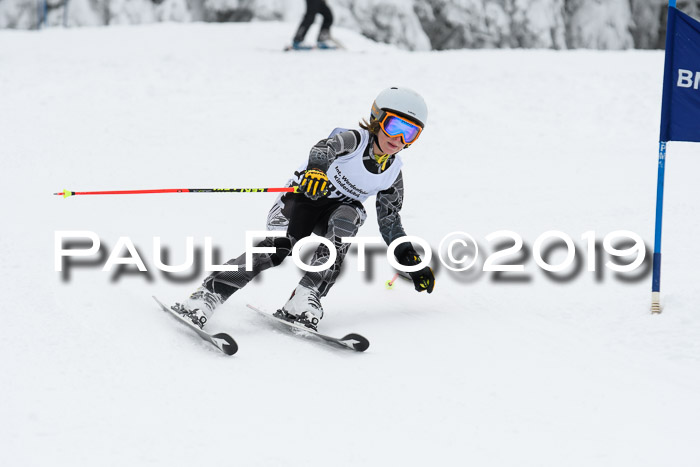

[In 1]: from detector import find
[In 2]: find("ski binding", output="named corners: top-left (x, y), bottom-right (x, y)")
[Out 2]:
top-left (246, 304), bottom-right (369, 352)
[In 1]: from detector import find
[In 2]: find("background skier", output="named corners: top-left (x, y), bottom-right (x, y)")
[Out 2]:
top-left (291, 0), bottom-right (334, 49)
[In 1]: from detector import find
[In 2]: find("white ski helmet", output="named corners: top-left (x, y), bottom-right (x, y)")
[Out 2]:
top-left (371, 86), bottom-right (428, 128)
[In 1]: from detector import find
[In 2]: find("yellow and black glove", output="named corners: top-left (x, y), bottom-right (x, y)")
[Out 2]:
top-left (299, 169), bottom-right (330, 200)
top-left (396, 244), bottom-right (435, 293)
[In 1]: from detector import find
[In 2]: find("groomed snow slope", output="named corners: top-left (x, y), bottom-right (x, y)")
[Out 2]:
top-left (2, 22), bottom-right (700, 467)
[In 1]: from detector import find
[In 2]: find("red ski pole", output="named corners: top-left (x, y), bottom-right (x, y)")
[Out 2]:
top-left (54, 187), bottom-right (299, 198)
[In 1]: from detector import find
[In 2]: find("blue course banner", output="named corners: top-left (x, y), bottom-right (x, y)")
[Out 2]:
top-left (660, 6), bottom-right (700, 143)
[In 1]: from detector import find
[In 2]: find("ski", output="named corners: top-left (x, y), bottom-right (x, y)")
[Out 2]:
top-left (246, 304), bottom-right (369, 352)
top-left (283, 44), bottom-right (338, 52)
top-left (283, 38), bottom-right (344, 52)
top-left (153, 296), bottom-right (238, 356)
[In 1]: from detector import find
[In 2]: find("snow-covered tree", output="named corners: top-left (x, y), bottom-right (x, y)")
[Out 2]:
top-left (511, 0), bottom-right (567, 48)
top-left (630, 0), bottom-right (666, 49)
top-left (0, 0), bottom-right (696, 51)
top-left (414, 0), bottom-right (503, 49)
top-left (155, 0), bottom-right (192, 22)
top-left (566, 0), bottom-right (634, 49)
top-left (413, 0), bottom-right (566, 49)
top-left (332, 0), bottom-right (431, 50)
top-left (108, 0), bottom-right (156, 24)
top-left (0, 0), bottom-right (43, 28)
top-left (201, 0), bottom-right (284, 21)
top-left (65, 0), bottom-right (106, 27)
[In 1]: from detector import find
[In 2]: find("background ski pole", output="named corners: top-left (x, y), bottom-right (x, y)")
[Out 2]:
top-left (54, 187), bottom-right (299, 198)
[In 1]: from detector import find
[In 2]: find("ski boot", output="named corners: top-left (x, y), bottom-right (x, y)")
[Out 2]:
top-left (316, 28), bottom-right (337, 50)
top-left (316, 40), bottom-right (336, 50)
top-left (291, 41), bottom-right (314, 51)
top-left (171, 286), bottom-right (223, 329)
top-left (276, 284), bottom-right (324, 331)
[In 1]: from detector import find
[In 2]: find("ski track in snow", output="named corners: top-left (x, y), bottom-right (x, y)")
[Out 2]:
top-left (1, 22), bottom-right (700, 467)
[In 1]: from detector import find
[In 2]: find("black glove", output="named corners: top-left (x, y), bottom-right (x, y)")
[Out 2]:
top-left (299, 169), bottom-right (330, 200)
top-left (395, 244), bottom-right (435, 294)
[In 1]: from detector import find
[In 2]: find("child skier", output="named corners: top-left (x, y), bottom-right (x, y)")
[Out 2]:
top-left (173, 87), bottom-right (435, 331)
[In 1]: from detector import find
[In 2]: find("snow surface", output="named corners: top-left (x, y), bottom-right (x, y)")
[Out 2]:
top-left (2, 21), bottom-right (700, 466)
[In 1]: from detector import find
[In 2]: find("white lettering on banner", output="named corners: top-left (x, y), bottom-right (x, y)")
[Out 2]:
top-left (677, 69), bottom-right (700, 89)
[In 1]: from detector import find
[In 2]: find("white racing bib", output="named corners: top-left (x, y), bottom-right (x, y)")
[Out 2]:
top-left (268, 128), bottom-right (404, 230)
top-left (309, 128), bottom-right (403, 202)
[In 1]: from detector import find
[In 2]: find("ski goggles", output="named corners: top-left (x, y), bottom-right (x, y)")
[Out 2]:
top-left (378, 111), bottom-right (423, 145)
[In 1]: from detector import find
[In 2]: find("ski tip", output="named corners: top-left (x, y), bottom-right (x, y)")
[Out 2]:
top-left (284, 46), bottom-right (313, 51)
top-left (152, 296), bottom-right (173, 314)
top-left (342, 333), bottom-right (370, 352)
top-left (212, 333), bottom-right (239, 356)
